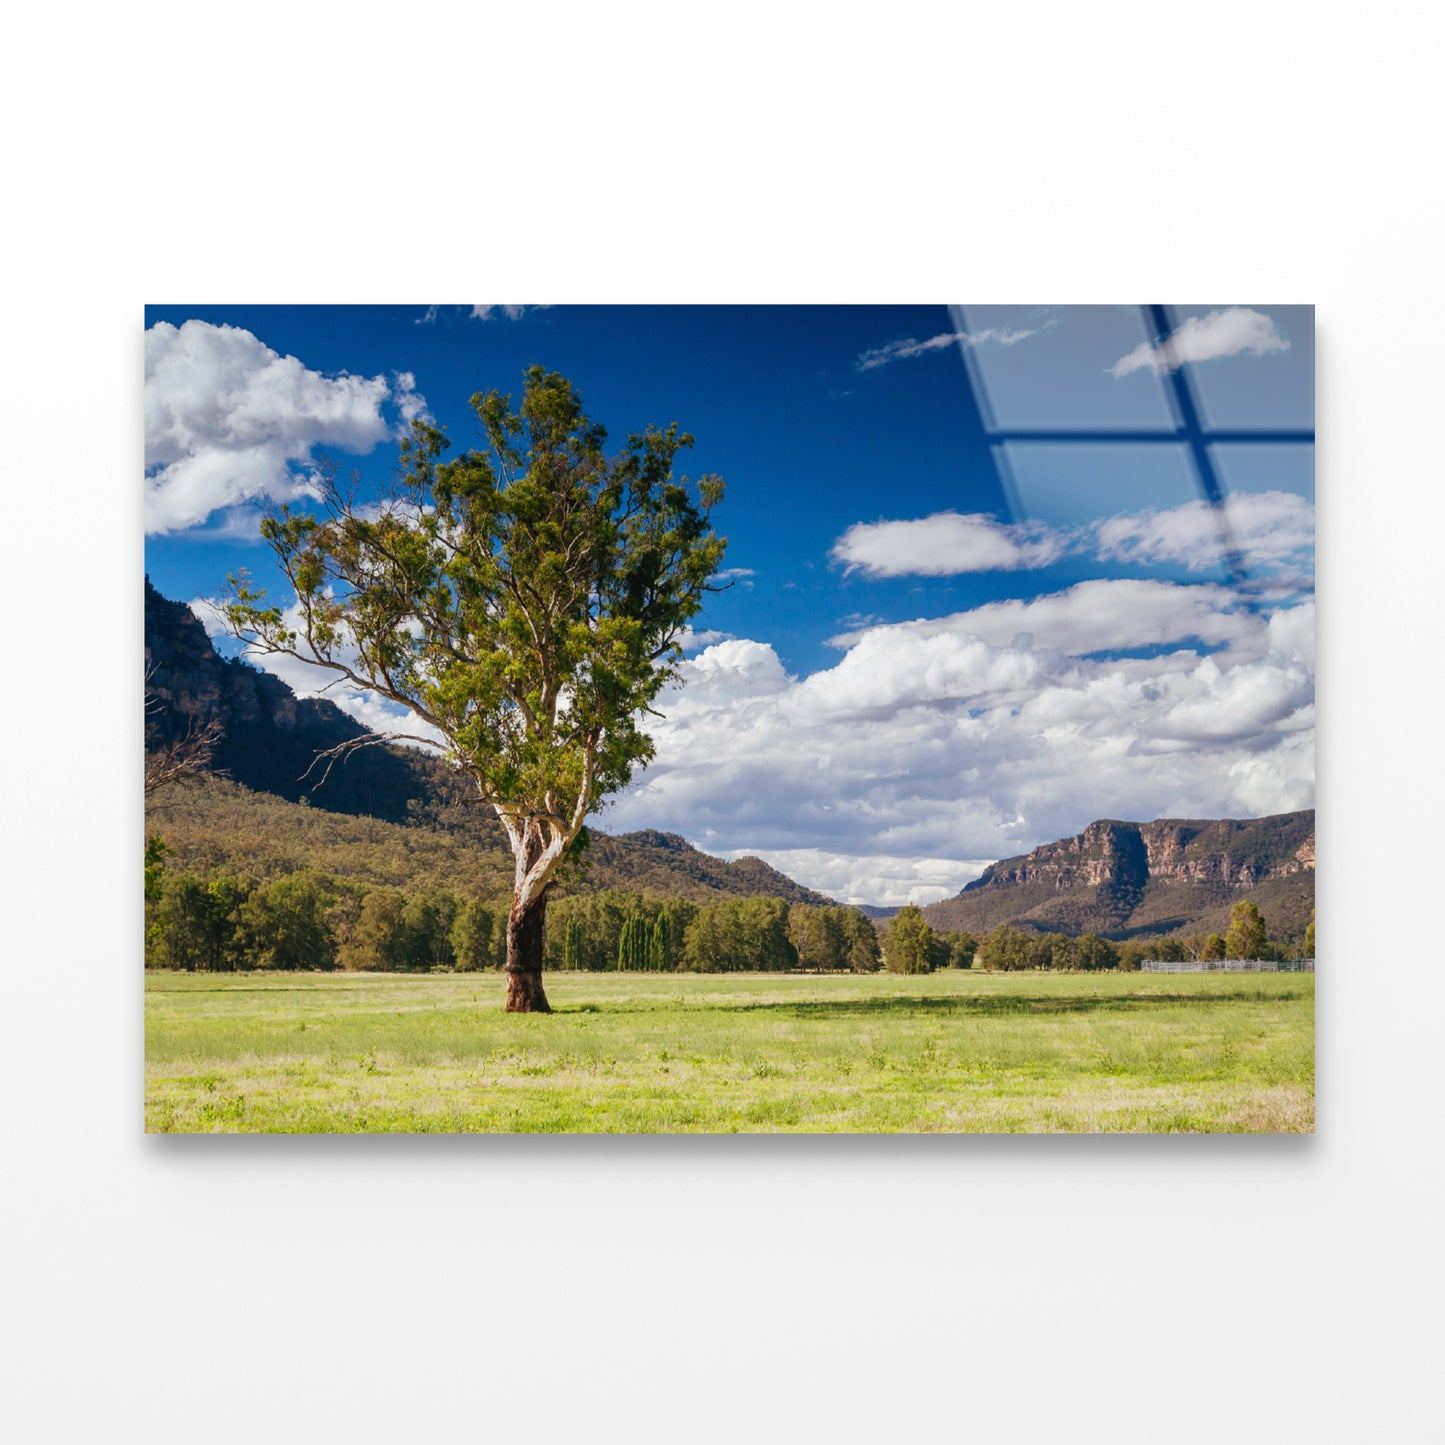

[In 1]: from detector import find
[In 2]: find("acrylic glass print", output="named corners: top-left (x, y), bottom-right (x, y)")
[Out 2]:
top-left (143, 304), bottom-right (1315, 1133)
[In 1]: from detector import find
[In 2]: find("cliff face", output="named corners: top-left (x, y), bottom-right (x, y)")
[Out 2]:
top-left (928, 810), bottom-right (1315, 939)
top-left (144, 576), bottom-right (446, 823)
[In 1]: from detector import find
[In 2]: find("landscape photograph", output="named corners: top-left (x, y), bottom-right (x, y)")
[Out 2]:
top-left (142, 302), bottom-right (1316, 1133)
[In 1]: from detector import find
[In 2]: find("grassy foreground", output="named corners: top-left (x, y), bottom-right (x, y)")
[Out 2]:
top-left (145, 970), bottom-right (1313, 1133)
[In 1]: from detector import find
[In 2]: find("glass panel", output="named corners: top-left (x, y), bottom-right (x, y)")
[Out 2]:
top-left (954, 305), bottom-right (1178, 433)
top-left (994, 440), bottom-right (1200, 528)
top-left (1210, 442), bottom-right (1315, 502)
top-left (1159, 303), bottom-right (1313, 432)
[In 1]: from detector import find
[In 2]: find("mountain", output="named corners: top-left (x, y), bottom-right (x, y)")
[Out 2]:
top-left (923, 811), bottom-right (1315, 941)
top-left (145, 576), bottom-right (445, 823)
top-left (144, 579), bottom-right (833, 907)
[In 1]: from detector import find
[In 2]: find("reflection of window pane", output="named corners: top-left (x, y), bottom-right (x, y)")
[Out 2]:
top-left (1210, 442), bottom-right (1315, 503)
top-left (995, 441), bottom-right (1200, 527)
top-left (955, 305), bottom-right (1178, 432)
top-left (1169, 303), bottom-right (1314, 432)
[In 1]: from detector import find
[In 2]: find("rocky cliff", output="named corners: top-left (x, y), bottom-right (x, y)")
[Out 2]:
top-left (145, 576), bottom-right (446, 822)
top-left (924, 811), bottom-right (1315, 940)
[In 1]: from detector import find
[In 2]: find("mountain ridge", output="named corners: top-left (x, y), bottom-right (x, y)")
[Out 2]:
top-left (144, 577), bottom-right (833, 907)
top-left (924, 811), bottom-right (1315, 940)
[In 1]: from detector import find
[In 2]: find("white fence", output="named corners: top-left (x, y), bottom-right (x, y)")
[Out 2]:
top-left (1140, 958), bottom-right (1314, 974)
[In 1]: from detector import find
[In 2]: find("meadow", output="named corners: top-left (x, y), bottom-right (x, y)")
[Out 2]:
top-left (144, 970), bottom-right (1314, 1133)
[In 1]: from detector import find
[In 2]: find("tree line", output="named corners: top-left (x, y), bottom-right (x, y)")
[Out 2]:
top-left (878, 901), bottom-right (1312, 973)
top-left (145, 849), bottom-right (884, 974)
top-left (147, 846), bottom-right (1311, 975)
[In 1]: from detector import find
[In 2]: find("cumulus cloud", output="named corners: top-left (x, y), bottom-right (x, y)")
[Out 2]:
top-left (680, 627), bottom-right (735, 652)
top-left (145, 321), bottom-right (424, 534)
top-left (605, 580), bottom-right (1314, 904)
top-left (831, 492), bottom-right (1313, 581)
top-left (831, 511), bottom-right (1068, 576)
top-left (826, 579), bottom-right (1255, 655)
top-left (855, 321), bottom-right (1046, 372)
top-left (1110, 306), bottom-right (1289, 378)
top-left (717, 849), bottom-right (993, 909)
top-left (1094, 490), bottom-right (1314, 573)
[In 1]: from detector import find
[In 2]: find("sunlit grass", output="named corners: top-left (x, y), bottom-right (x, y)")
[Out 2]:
top-left (145, 970), bottom-right (1314, 1133)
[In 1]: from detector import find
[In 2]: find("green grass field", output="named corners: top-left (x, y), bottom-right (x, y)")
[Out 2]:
top-left (144, 970), bottom-right (1313, 1133)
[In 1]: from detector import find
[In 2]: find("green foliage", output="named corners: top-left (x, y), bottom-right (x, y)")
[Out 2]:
top-left (344, 890), bottom-right (408, 970)
top-left (1303, 910), bottom-right (1315, 958)
top-left (401, 889), bottom-right (459, 971)
top-left (977, 925), bottom-right (1035, 971)
top-left (616, 914), bottom-right (652, 971)
top-left (681, 897), bottom-right (797, 972)
top-left (452, 899), bottom-right (501, 972)
top-left (649, 913), bottom-right (670, 971)
top-left (1225, 901), bottom-right (1269, 960)
top-left (847, 912), bottom-right (883, 973)
top-left (145, 835), bottom-right (172, 905)
top-left (787, 903), bottom-right (879, 972)
top-left (225, 368), bottom-right (727, 981)
top-left (238, 873), bottom-right (337, 970)
top-left (1072, 933), bottom-right (1120, 971)
top-left (944, 933), bottom-right (978, 969)
top-left (152, 871), bottom-right (251, 971)
top-left (884, 905), bottom-right (941, 974)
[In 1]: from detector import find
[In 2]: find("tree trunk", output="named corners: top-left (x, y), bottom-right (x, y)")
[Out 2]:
top-left (505, 890), bottom-right (551, 1013)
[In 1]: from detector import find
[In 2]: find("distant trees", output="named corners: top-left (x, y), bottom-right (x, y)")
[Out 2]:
top-left (962, 923), bottom-right (1142, 971)
top-left (681, 897), bottom-right (796, 972)
top-left (152, 873), bottom-right (251, 971)
top-left (1303, 910), bottom-right (1315, 958)
top-left (883, 905), bottom-right (945, 974)
top-left (345, 890), bottom-right (408, 970)
top-left (238, 874), bottom-right (338, 970)
top-left (1225, 902), bottom-right (1269, 960)
top-left (788, 904), bottom-right (882, 972)
top-left (617, 914), bottom-right (652, 971)
top-left (452, 899), bottom-right (502, 972)
top-left (147, 868), bottom-right (1300, 977)
top-left (848, 914), bottom-right (884, 972)
top-left (976, 925), bottom-right (1034, 971)
top-left (944, 933), bottom-right (979, 969)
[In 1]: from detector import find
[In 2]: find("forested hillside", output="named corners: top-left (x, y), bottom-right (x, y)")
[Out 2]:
top-left (147, 776), bottom-right (833, 907)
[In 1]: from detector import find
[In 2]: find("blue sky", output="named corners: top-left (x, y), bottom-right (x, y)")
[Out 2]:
top-left (145, 304), bottom-right (1314, 905)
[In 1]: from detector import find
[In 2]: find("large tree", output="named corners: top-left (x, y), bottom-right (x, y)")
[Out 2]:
top-left (226, 367), bottom-right (725, 1011)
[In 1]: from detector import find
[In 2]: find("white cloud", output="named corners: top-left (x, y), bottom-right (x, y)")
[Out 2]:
top-left (1110, 306), bottom-right (1289, 378)
top-left (830, 491), bottom-right (1313, 581)
top-left (470, 305), bottom-right (532, 321)
top-left (417, 305), bottom-right (548, 325)
top-left (680, 627), bottom-right (735, 652)
top-left (392, 371), bottom-right (429, 432)
top-left (855, 322), bottom-right (1043, 372)
top-left (831, 511), bottom-right (1068, 576)
top-left (827, 578), bottom-right (1255, 655)
top-left (605, 580), bottom-right (1313, 903)
top-left (711, 567), bottom-right (757, 587)
top-left (145, 321), bottom-right (424, 534)
top-left (1094, 490), bottom-right (1314, 573)
top-left (718, 848), bottom-right (992, 909)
